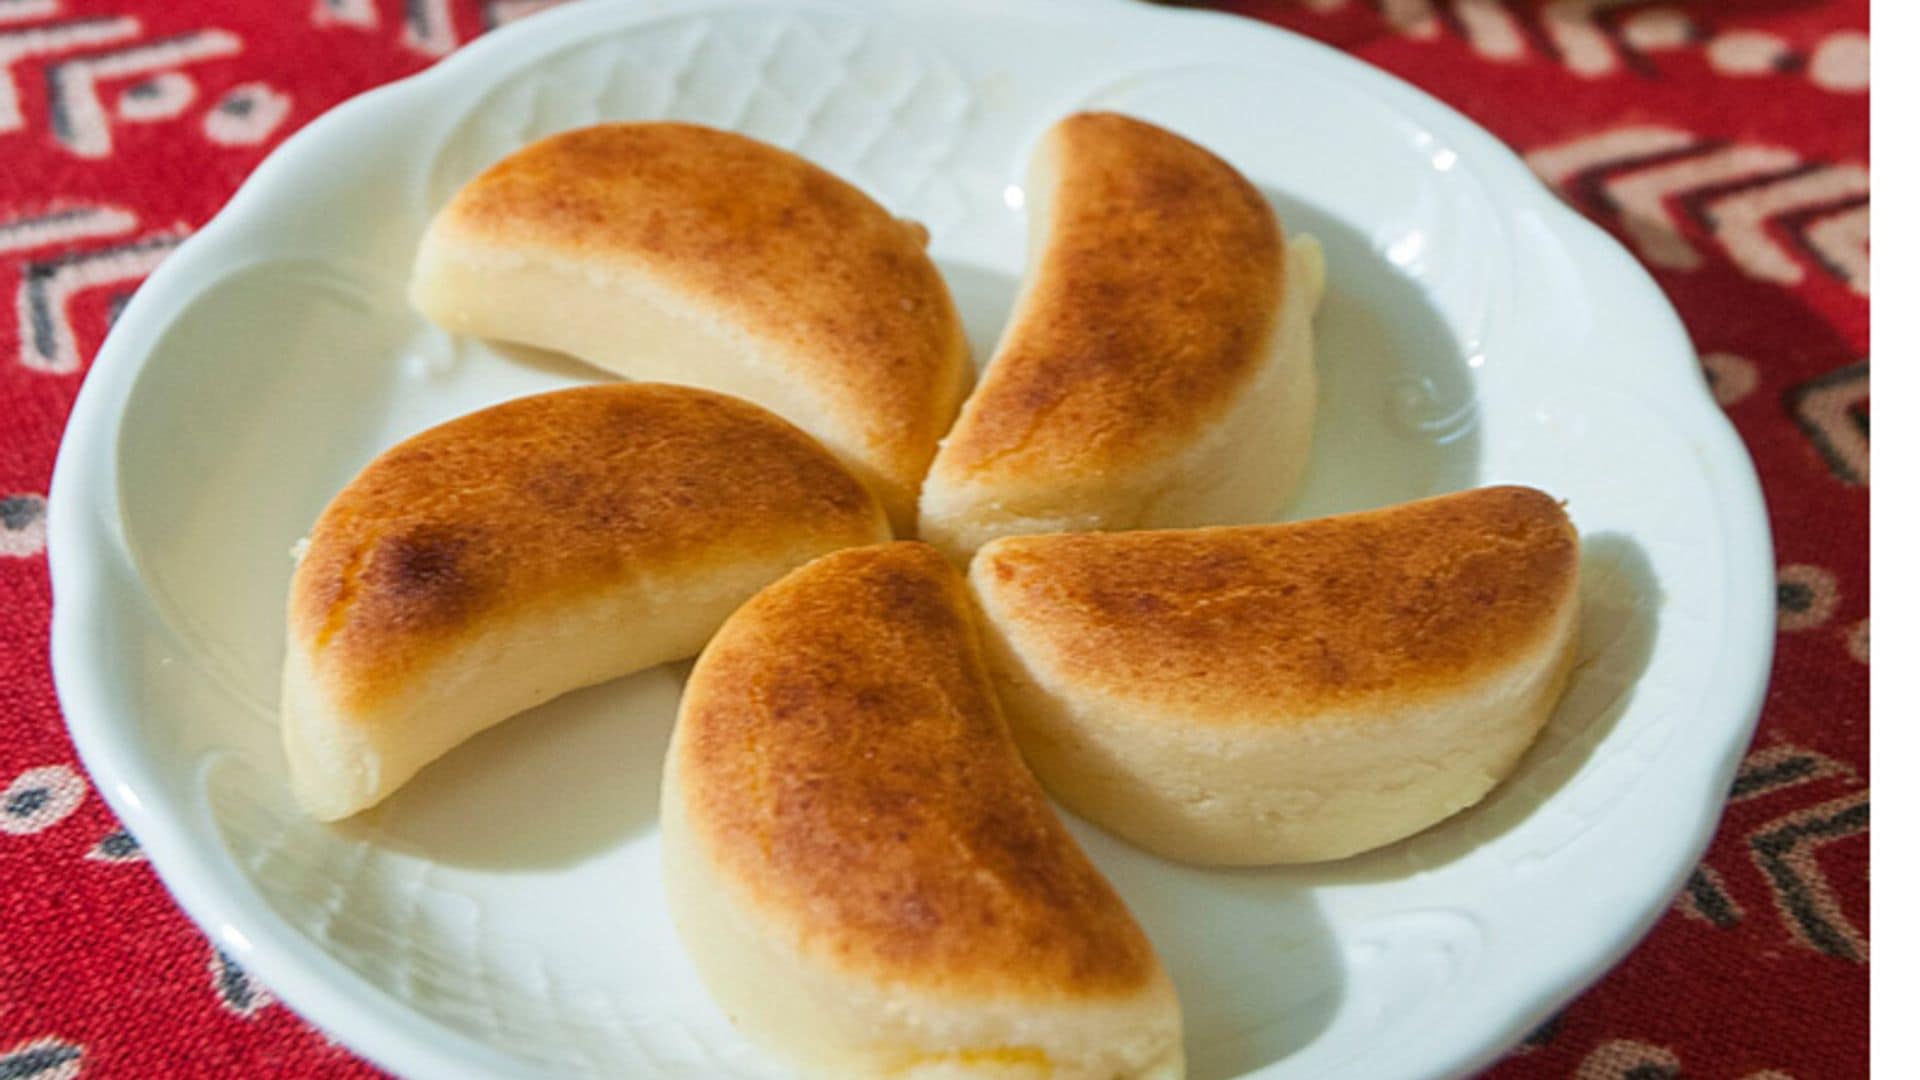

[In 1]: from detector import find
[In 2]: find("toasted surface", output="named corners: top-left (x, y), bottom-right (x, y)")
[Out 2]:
top-left (971, 486), bottom-right (1579, 864)
top-left (673, 542), bottom-right (1160, 997)
top-left (931, 112), bottom-right (1286, 489)
top-left (416, 122), bottom-right (971, 526)
top-left (973, 486), bottom-right (1579, 721)
top-left (290, 384), bottom-right (885, 714)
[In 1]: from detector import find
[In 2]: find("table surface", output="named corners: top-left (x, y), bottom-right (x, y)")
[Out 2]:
top-left (0, 1), bottom-right (1867, 1076)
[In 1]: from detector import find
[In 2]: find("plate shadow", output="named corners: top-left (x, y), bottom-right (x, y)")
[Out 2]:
top-left (935, 259), bottom-right (1020, 376)
top-left (1261, 187), bottom-right (1484, 522)
top-left (1073, 818), bottom-right (1344, 1080)
top-left (347, 661), bottom-right (692, 871)
top-left (1307, 530), bottom-right (1663, 884)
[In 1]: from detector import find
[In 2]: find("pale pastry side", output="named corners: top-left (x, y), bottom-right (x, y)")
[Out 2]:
top-left (282, 383), bottom-right (889, 820)
top-left (663, 542), bottom-right (1184, 1077)
top-left (970, 486), bottom-right (1580, 865)
top-left (411, 122), bottom-right (972, 532)
top-left (921, 111), bottom-right (1323, 562)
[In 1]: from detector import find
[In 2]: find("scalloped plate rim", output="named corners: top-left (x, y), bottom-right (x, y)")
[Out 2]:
top-left (47, 1), bottom-right (1776, 1077)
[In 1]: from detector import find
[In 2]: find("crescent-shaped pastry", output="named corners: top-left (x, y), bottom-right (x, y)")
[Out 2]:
top-left (920, 112), bottom-right (1324, 561)
top-left (663, 542), bottom-right (1183, 1078)
top-left (969, 486), bottom-right (1580, 865)
top-left (410, 122), bottom-right (972, 532)
top-left (282, 384), bottom-right (889, 820)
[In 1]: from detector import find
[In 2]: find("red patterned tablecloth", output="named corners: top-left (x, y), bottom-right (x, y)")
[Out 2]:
top-left (0, 1), bottom-right (1867, 1076)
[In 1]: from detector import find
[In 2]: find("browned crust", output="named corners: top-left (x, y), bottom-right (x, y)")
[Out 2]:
top-left (435, 122), bottom-right (970, 480)
top-left (676, 542), bottom-right (1160, 997)
top-left (976, 487), bottom-right (1580, 718)
top-left (290, 384), bottom-right (885, 710)
top-left (932, 112), bottom-right (1283, 484)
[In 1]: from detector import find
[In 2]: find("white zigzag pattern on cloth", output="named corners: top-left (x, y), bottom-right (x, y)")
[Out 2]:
top-left (1297, 0), bottom-right (1866, 92)
top-left (1604, 145), bottom-right (1800, 269)
top-left (1453, 0), bottom-right (1526, 60)
top-left (1708, 164), bottom-right (1869, 286)
top-left (1805, 204), bottom-right (1868, 295)
top-left (1525, 125), bottom-right (1870, 294)
top-left (0, 204), bottom-right (136, 253)
top-left (1749, 790), bottom-right (1870, 961)
top-left (45, 28), bottom-right (242, 157)
top-left (311, 0), bottom-right (561, 48)
top-left (14, 227), bottom-right (186, 373)
top-left (0, 4), bottom-right (290, 155)
top-left (1789, 361), bottom-right (1869, 486)
top-left (1380, 0), bottom-right (1440, 39)
top-left (1302, 0), bottom-right (1643, 67)
top-left (1618, 6), bottom-right (1692, 52)
top-left (1526, 124), bottom-right (1695, 180)
top-left (0, 14), bottom-right (140, 131)
top-left (0, 0), bottom-right (60, 25)
top-left (1539, 0), bottom-right (1648, 75)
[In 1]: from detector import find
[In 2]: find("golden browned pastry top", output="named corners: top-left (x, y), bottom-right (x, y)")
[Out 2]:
top-left (676, 542), bottom-right (1160, 998)
top-left (975, 486), bottom-right (1580, 719)
top-left (932, 111), bottom-right (1284, 486)
top-left (290, 384), bottom-right (885, 710)
top-left (432, 122), bottom-right (970, 473)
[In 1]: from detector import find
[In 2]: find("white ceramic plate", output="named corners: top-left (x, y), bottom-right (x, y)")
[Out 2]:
top-left (48, 1), bottom-right (1774, 1076)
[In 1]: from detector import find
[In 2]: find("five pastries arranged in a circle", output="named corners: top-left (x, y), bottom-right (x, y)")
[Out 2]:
top-left (284, 112), bottom-right (1579, 1078)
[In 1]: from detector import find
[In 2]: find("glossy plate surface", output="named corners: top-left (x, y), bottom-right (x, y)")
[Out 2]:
top-left (49, 1), bottom-right (1773, 1076)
